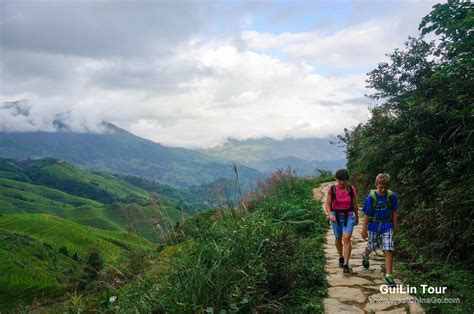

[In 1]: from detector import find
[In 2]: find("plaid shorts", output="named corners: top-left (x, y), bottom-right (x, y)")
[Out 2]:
top-left (368, 229), bottom-right (394, 251)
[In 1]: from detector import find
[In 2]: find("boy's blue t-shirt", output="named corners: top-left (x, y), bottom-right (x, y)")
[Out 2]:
top-left (362, 191), bottom-right (399, 233)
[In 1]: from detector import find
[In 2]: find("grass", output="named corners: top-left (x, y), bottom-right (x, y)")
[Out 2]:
top-left (115, 173), bottom-right (333, 313)
top-left (396, 233), bottom-right (474, 313)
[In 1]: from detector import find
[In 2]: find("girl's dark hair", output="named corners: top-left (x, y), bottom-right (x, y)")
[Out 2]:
top-left (335, 169), bottom-right (349, 180)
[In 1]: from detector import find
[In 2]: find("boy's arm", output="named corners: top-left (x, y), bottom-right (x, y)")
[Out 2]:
top-left (361, 194), bottom-right (369, 239)
top-left (392, 210), bottom-right (399, 234)
top-left (392, 193), bottom-right (399, 234)
top-left (361, 215), bottom-right (368, 239)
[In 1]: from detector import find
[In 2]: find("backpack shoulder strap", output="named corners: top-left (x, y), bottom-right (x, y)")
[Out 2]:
top-left (369, 190), bottom-right (377, 210)
top-left (330, 185), bottom-right (336, 210)
top-left (369, 190), bottom-right (377, 201)
top-left (347, 185), bottom-right (354, 208)
top-left (347, 184), bottom-right (353, 197)
top-left (387, 190), bottom-right (393, 210)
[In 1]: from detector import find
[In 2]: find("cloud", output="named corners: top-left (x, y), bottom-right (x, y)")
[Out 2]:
top-left (1, 0), bottom-right (202, 58)
top-left (0, 0), bottom-right (438, 148)
top-left (241, 1), bottom-right (438, 71)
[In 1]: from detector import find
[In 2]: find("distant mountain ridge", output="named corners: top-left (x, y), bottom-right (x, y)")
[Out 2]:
top-left (0, 122), bottom-right (263, 188)
top-left (247, 156), bottom-right (346, 176)
top-left (200, 137), bottom-right (346, 175)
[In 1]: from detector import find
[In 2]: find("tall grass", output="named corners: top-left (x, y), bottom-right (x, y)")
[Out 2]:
top-left (116, 171), bottom-right (333, 312)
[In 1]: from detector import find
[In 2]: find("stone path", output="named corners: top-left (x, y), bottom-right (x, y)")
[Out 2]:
top-left (314, 183), bottom-right (425, 314)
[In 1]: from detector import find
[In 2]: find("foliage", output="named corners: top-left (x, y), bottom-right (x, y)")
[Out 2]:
top-left (0, 229), bottom-right (83, 309)
top-left (396, 233), bottom-right (474, 313)
top-left (0, 158), bottom-right (190, 242)
top-left (0, 214), bottom-right (153, 263)
top-left (0, 214), bottom-right (154, 310)
top-left (341, 0), bottom-right (473, 265)
top-left (80, 247), bottom-right (104, 291)
top-left (341, 1), bottom-right (473, 310)
top-left (116, 172), bottom-right (330, 312)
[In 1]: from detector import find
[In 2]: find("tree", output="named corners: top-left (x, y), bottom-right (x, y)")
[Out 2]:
top-left (343, 0), bottom-right (473, 265)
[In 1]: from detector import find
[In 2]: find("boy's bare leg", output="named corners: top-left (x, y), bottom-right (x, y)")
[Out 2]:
top-left (364, 247), bottom-right (371, 257)
top-left (335, 237), bottom-right (343, 257)
top-left (385, 250), bottom-right (394, 274)
top-left (342, 233), bottom-right (351, 264)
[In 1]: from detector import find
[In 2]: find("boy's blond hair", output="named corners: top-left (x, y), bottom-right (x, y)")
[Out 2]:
top-left (375, 173), bottom-right (390, 186)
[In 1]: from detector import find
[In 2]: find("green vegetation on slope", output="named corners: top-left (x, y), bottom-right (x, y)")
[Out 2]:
top-left (0, 229), bottom-right (83, 308)
top-left (341, 1), bottom-right (473, 312)
top-left (5, 158), bottom-right (153, 204)
top-left (116, 173), bottom-right (333, 313)
top-left (0, 158), bottom-right (190, 242)
top-left (0, 122), bottom-right (263, 188)
top-left (0, 214), bottom-right (154, 262)
top-left (0, 214), bottom-right (155, 309)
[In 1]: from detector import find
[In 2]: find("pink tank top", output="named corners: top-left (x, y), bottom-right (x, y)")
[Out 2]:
top-left (328, 183), bottom-right (356, 214)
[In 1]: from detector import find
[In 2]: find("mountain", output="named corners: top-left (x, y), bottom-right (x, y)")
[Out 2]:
top-left (200, 137), bottom-right (346, 174)
top-left (0, 122), bottom-right (263, 188)
top-left (247, 156), bottom-right (346, 176)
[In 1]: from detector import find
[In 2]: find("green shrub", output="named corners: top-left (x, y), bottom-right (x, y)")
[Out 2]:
top-left (117, 173), bottom-right (330, 312)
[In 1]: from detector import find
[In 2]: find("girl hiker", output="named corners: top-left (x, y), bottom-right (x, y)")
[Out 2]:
top-left (360, 173), bottom-right (399, 287)
top-left (325, 169), bottom-right (359, 274)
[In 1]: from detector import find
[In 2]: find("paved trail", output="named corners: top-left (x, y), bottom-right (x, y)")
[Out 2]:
top-left (314, 183), bottom-right (424, 314)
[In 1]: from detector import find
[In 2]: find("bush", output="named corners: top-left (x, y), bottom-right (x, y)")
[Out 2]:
top-left (117, 172), bottom-right (330, 312)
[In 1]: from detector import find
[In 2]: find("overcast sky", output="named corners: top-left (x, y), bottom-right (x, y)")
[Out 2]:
top-left (0, 0), bottom-right (439, 148)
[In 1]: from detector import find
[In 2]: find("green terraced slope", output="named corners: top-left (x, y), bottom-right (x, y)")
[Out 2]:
top-left (0, 214), bottom-right (154, 262)
top-left (0, 228), bottom-right (83, 308)
top-left (0, 159), bottom-right (190, 242)
top-left (9, 158), bottom-right (153, 204)
top-left (0, 214), bottom-right (155, 309)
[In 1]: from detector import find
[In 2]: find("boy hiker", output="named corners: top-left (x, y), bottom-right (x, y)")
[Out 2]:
top-left (360, 173), bottom-right (399, 287)
top-left (325, 169), bottom-right (359, 274)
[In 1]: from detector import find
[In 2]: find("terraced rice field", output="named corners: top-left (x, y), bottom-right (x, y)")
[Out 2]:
top-left (0, 214), bottom-right (154, 262)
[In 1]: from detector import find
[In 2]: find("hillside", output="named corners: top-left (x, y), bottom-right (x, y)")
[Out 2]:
top-left (0, 214), bottom-right (154, 309)
top-left (0, 158), bottom-right (191, 242)
top-left (0, 228), bottom-right (82, 308)
top-left (0, 122), bottom-right (263, 188)
top-left (0, 214), bottom-right (154, 261)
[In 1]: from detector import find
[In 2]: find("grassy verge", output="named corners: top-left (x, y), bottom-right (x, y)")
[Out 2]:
top-left (115, 173), bottom-right (333, 313)
top-left (396, 233), bottom-right (474, 313)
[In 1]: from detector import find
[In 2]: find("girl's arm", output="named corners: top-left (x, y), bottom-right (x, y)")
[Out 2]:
top-left (325, 191), bottom-right (336, 222)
